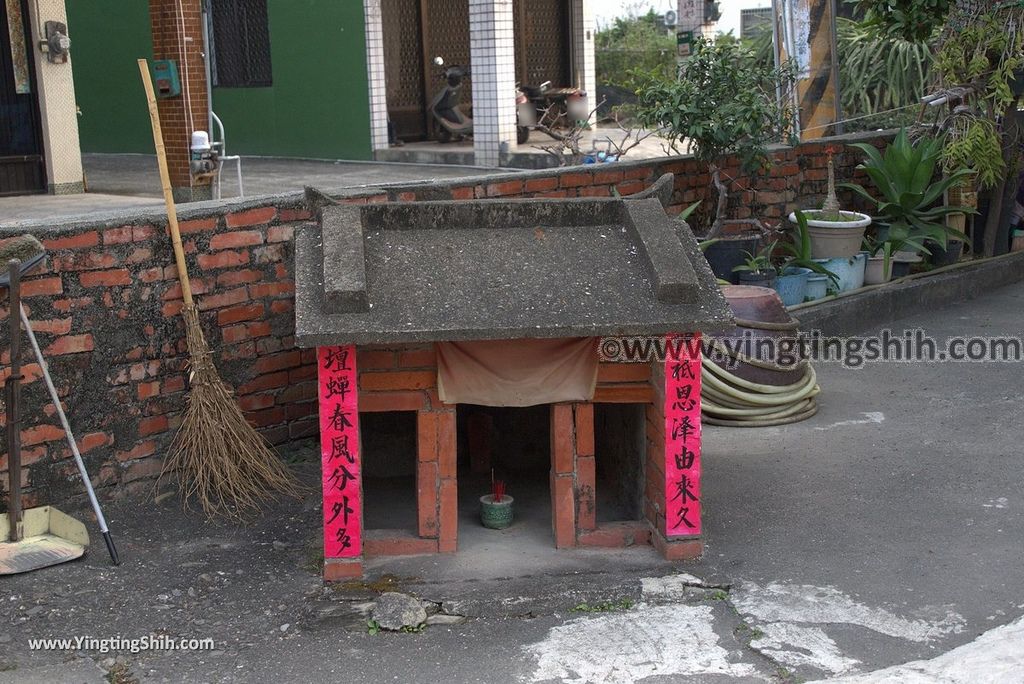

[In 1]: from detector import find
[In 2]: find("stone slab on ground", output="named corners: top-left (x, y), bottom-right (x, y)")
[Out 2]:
top-left (371, 592), bottom-right (427, 631)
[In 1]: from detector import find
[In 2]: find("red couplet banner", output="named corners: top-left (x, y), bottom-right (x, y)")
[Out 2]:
top-left (664, 334), bottom-right (702, 537)
top-left (318, 345), bottom-right (362, 558)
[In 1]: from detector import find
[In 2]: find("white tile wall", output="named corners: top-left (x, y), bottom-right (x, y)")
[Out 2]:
top-left (571, 0), bottom-right (596, 125)
top-left (469, 0), bottom-right (517, 167)
top-left (363, 0), bottom-right (390, 152)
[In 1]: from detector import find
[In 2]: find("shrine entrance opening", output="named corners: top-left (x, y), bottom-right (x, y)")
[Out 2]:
top-left (455, 404), bottom-right (554, 553)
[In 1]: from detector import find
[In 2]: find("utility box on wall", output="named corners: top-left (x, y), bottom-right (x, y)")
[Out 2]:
top-left (152, 59), bottom-right (181, 98)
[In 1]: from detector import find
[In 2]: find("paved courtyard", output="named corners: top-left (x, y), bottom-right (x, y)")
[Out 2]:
top-left (1, 283), bottom-right (1022, 683)
top-left (0, 154), bottom-right (498, 227)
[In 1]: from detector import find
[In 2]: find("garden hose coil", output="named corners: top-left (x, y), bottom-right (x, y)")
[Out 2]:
top-left (701, 322), bottom-right (821, 427)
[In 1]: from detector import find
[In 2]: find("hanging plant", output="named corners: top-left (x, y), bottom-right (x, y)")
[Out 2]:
top-left (940, 110), bottom-right (1005, 187)
top-left (931, 8), bottom-right (1024, 188)
top-left (934, 12), bottom-right (1024, 114)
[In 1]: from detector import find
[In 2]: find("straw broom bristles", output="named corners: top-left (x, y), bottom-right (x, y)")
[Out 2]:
top-left (158, 306), bottom-right (300, 517)
top-left (137, 59), bottom-right (299, 517)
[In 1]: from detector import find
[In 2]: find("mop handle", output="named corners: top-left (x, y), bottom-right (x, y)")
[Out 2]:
top-left (19, 305), bottom-right (110, 534)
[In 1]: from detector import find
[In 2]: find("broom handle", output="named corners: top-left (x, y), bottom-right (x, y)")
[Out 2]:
top-left (137, 59), bottom-right (193, 308)
top-left (7, 261), bottom-right (22, 542)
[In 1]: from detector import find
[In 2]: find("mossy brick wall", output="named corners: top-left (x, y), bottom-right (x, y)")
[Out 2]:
top-left (0, 132), bottom-right (890, 508)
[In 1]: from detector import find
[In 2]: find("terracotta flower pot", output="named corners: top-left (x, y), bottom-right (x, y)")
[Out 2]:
top-left (864, 256), bottom-right (892, 284)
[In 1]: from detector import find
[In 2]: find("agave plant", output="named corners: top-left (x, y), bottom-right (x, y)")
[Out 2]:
top-left (840, 129), bottom-right (974, 250)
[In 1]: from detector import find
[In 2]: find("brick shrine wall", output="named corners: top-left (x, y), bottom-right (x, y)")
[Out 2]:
top-left (0, 131), bottom-right (891, 509)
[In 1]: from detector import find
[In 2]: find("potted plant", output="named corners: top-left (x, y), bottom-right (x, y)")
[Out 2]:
top-left (789, 146), bottom-right (873, 259)
top-left (865, 222), bottom-right (940, 284)
top-left (732, 241), bottom-right (778, 288)
top-left (777, 210), bottom-right (841, 303)
top-left (635, 37), bottom-right (796, 282)
top-left (480, 478), bottom-right (513, 530)
top-left (842, 129), bottom-right (974, 270)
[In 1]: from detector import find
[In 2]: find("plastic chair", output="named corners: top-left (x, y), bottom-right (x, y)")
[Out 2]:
top-left (211, 111), bottom-right (243, 199)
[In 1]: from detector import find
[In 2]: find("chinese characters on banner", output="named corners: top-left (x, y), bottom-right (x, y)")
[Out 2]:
top-left (664, 334), bottom-right (702, 537)
top-left (318, 345), bottom-right (361, 558)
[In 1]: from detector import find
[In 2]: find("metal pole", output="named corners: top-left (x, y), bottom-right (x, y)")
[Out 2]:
top-left (18, 304), bottom-right (119, 564)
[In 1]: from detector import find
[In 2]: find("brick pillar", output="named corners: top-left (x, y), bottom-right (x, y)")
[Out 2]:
top-left (468, 0), bottom-right (517, 166)
top-left (417, 407), bottom-right (458, 552)
top-left (550, 403), bottom-right (576, 548)
top-left (437, 409), bottom-right (458, 552)
top-left (573, 402), bottom-right (596, 532)
top-left (148, 0), bottom-right (210, 202)
top-left (318, 345), bottom-right (363, 580)
top-left (649, 334), bottom-right (704, 561)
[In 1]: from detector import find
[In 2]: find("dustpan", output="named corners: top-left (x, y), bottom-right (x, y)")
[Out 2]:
top-left (1, 256), bottom-right (94, 574)
top-left (0, 507), bottom-right (89, 574)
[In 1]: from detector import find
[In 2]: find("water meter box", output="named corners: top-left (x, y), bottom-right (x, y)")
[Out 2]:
top-left (152, 60), bottom-right (181, 98)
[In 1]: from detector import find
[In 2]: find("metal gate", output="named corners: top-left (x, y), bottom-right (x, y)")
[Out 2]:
top-left (382, 0), bottom-right (426, 140)
top-left (514, 0), bottom-right (570, 88)
top-left (0, 0), bottom-right (45, 196)
top-left (383, 0), bottom-right (569, 141)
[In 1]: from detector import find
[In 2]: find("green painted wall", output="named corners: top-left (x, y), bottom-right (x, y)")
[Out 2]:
top-left (66, 0), bottom-right (372, 160)
top-left (67, 1), bottom-right (155, 154)
top-left (213, 1), bottom-right (371, 159)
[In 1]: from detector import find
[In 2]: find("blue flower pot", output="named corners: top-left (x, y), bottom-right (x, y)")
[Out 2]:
top-left (805, 273), bottom-right (829, 302)
top-left (813, 252), bottom-right (867, 293)
top-left (774, 267), bottom-right (811, 306)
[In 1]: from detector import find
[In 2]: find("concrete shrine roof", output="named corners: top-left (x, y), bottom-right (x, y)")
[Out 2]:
top-left (294, 174), bottom-right (733, 346)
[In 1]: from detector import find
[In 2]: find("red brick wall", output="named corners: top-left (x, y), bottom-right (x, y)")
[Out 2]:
top-left (0, 133), bottom-right (889, 509)
top-left (149, 0), bottom-right (209, 193)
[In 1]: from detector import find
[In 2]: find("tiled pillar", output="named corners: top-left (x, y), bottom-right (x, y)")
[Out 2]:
top-left (570, 0), bottom-right (596, 125)
top-left (318, 345), bottom-right (364, 580)
top-left (469, 0), bottom-right (517, 167)
top-left (27, 0), bottom-right (84, 194)
top-left (550, 403), bottom-right (576, 548)
top-left (363, 0), bottom-right (390, 152)
top-left (416, 407), bottom-right (458, 553)
top-left (650, 334), bottom-right (704, 560)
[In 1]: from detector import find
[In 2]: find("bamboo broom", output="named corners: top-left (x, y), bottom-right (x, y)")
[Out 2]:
top-left (137, 59), bottom-right (298, 517)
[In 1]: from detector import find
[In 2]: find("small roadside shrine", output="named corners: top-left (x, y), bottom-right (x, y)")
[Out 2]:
top-left (294, 175), bottom-right (732, 579)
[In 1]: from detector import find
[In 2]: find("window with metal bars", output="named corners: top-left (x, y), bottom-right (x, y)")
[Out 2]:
top-left (208, 0), bottom-right (273, 88)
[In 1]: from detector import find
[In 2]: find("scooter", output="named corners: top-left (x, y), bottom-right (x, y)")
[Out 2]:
top-left (517, 80), bottom-right (588, 140)
top-left (430, 56), bottom-right (532, 145)
top-left (429, 57), bottom-right (473, 143)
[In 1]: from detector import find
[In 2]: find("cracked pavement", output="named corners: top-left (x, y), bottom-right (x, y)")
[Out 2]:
top-left (1, 283), bottom-right (1022, 683)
